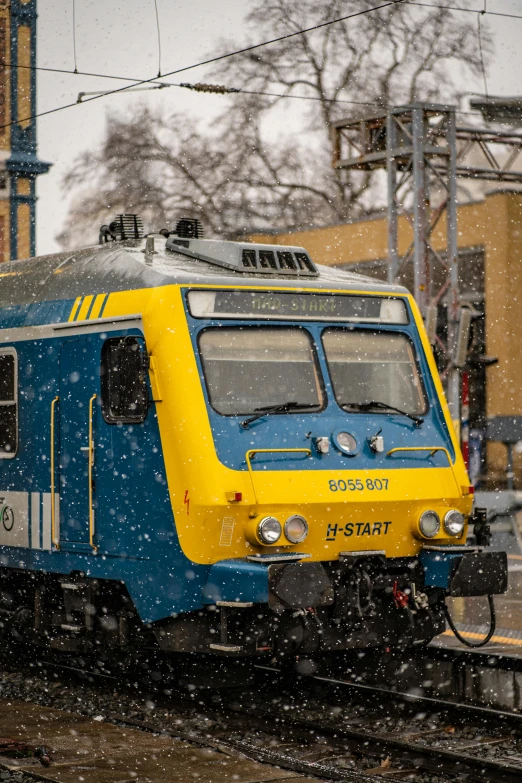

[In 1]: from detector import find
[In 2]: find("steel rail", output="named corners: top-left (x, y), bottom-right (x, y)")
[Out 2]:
top-left (10, 653), bottom-right (522, 783)
top-left (254, 657), bottom-right (522, 720)
top-left (106, 713), bottom-right (372, 783)
top-left (104, 659), bottom-right (522, 783)
top-left (108, 677), bottom-right (522, 783)
top-left (238, 702), bottom-right (522, 783)
top-left (426, 640), bottom-right (522, 672)
top-left (310, 672), bottom-right (522, 729)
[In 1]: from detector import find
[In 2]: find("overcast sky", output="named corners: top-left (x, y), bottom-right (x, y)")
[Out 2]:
top-left (35, 0), bottom-right (522, 255)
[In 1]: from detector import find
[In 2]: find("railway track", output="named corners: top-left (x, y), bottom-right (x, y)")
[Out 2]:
top-left (4, 645), bottom-right (522, 782)
top-left (106, 695), bottom-right (522, 783)
top-left (427, 639), bottom-right (522, 672)
top-left (310, 637), bottom-right (522, 714)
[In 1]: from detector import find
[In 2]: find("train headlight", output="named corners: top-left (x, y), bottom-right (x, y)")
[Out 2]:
top-left (418, 510), bottom-right (440, 538)
top-left (284, 515), bottom-right (309, 544)
top-left (444, 509), bottom-right (465, 537)
top-left (257, 516), bottom-right (282, 544)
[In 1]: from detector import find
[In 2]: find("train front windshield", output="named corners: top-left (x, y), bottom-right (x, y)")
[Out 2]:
top-left (199, 328), bottom-right (324, 415)
top-left (198, 325), bottom-right (426, 418)
top-left (322, 330), bottom-right (426, 415)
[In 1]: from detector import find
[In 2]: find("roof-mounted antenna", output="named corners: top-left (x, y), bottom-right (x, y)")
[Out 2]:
top-left (99, 214), bottom-right (144, 244)
top-left (159, 218), bottom-right (204, 244)
top-left (175, 218), bottom-right (204, 239)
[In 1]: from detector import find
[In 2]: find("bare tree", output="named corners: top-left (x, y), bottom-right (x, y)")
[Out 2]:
top-left (58, 0), bottom-right (491, 249)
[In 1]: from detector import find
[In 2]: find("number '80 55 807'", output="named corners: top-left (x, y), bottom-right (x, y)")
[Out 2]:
top-left (329, 478), bottom-right (389, 492)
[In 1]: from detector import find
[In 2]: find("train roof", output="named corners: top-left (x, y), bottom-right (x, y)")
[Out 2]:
top-left (0, 235), bottom-right (409, 309)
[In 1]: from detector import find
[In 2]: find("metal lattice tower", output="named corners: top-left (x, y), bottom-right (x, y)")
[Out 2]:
top-left (332, 103), bottom-right (522, 418)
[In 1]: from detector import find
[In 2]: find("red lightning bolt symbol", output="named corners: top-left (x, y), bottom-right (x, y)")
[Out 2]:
top-left (184, 490), bottom-right (190, 515)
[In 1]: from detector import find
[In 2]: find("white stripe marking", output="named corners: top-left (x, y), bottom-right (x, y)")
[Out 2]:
top-left (42, 493), bottom-right (52, 551)
top-left (31, 492), bottom-right (40, 549)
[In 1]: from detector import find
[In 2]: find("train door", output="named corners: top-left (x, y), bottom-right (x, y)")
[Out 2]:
top-left (58, 336), bottom-right (100, 550)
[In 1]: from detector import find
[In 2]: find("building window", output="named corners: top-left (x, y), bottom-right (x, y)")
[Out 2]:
top-left (101, 337), bottom-right (149, 424)
top-left (0, 348), bottom-right (17, 457)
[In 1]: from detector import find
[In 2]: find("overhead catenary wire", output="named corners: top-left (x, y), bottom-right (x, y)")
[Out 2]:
top-left (74, 79), bottom-right (498, 119)
top-left (76, 79), bottom-right (388, 109)
top-left (0, 58), bottom-right (496, 118)
top-left (401, 0), bottom-right (522, 20)
top-left (0, 0), bottom-right (517, 129)
top-left (0, 59), bottom-right (390, 109)
top-left (153, 0), bottom-right (162, 77)
top-left (477, 11), bottom-right (488, 99)
top-left (0, 0), bottom-right (403, 131)
top-left (72, 0), bottom-right (78, 73)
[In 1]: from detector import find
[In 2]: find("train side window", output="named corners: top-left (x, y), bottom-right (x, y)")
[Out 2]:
top-left (0, 348), bottom-right (17, 457)
top-left (101, 337), bottom-right (149, 424)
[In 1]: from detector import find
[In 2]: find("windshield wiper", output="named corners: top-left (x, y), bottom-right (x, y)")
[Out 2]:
top-left (240, 402), bottom-right (316, 429)
top-left (343, 400), bottom-right (424, 426)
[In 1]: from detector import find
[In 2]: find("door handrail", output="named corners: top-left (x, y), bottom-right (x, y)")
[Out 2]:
top-left (50, 396), bottom-right (59, 549)
top-left (245, 448), bottom-right (311, 517)
top-left (88, 393), bottom-right (98, 552)
top-left (386, 446), bottom-right (460, 493)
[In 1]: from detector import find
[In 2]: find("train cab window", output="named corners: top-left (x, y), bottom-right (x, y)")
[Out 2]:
top-left (198, 327), bottom-right (324, 415)
top-left (101, 337), bottom-right (149, 424)
top-left (322, 330), bottom-right (427, 416)
top-left (0, 349), bottom-right (17, 457)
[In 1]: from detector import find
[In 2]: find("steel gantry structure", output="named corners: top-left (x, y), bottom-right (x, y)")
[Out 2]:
top-left (332, 103), bottom-right (522, 420)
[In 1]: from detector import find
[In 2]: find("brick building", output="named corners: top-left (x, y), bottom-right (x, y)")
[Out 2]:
top-left (0, 0), bottom-right (50, 262)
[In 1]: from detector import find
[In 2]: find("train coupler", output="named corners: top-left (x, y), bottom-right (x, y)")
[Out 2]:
top-left (419, 545), bottom-right (507, 597)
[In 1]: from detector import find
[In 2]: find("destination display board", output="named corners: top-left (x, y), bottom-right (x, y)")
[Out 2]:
top-left (187, 289), bottom-right (408, 324)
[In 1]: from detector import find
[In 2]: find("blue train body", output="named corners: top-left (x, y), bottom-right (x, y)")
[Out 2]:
top-left (0, 225), bottom-right (507, 657)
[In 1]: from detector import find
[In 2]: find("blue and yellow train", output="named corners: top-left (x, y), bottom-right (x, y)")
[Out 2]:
top-left (0, 215), bottom-right (507, 658)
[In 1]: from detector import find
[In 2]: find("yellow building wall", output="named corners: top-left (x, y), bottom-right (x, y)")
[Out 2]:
top-left (17, 25), bottom-right (31, 129)
top-left (251, 191), bottom-right (522, 486)
top-left (0, 3), bottom-right (35, 262)
top-left (16, 202), bottom-right (30, 260)
top-left (249, 199), bottom-right (490, 267)
top-left (0, 1), bottom-right (11, 154)
top-left (0, 203), bottom-right (8, 263)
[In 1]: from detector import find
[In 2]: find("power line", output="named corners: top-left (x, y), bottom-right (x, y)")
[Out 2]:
top-left (0, 0), bottom-right (398, 131)
top-left (402, 0), bottom-right (522, 20)
top-left (182, 83), bottom-right (385, 107)
top-left (76, 78), bottom-right (496, 121)
top-left (0, 58), bottom-right (396, 109)
top-left (0, 56), bottom-right (393, 110)
top-left (153, 0), bottom-right (162, 77)
top-left (2, 61), bottom-right (169, 86)
top-left (75, 77), bottom-right (390, 108)
top-left (0, 56), bottom-right (490, 119)
top-left (0, 0), bottom-right (513, 129)
top-left (5, 0), bottom-right (520, 89)
top-left (477, 12), bottom-right (488, 99)
top-left (72, 0), bottom-right (78, 73)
